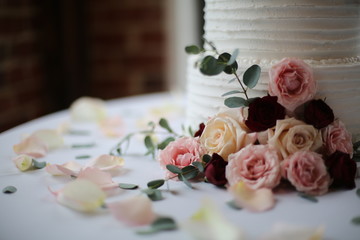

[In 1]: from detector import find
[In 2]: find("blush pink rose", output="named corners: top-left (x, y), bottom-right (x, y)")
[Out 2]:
top-left (281, 151), bottom-right (330, 196)
top-left (158, 137), bottom-right (206, 179)
top-left (269, 58), bottom-right (316, 112)
top-left (226, 144), bottom-right (281, 189)
top-left (322, 120), bottom-right (353, 157)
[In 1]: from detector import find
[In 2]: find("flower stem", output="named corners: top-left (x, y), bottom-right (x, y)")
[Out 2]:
top-left (234, 72), bottom-right (249, 100)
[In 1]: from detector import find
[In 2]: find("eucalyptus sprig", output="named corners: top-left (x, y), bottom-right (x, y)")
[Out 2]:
top-left (109, 118), bottom-right (180, 159)
top-left (185, 41), bottom-right (262, 108)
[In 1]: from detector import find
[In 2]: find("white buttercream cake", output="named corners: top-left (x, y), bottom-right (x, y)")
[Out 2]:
top-left (185, 0), bottom-right (360, 136)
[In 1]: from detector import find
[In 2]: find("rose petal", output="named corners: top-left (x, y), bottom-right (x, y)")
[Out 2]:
top-left (45, 161), bottom-right (83, 176)
top-left (31, 129), bottom-right (64, 150)
top-left (87, 154), bottom-right (125, 171)
top-left (13, 135), bottom-right (48, 158)
top-left (107, 195), bottom-right (156, 226)
top-left (70, 97), bottom-right (107, 122)
top-left (12, 154), bottom-right (33, 171)
top-left (99, 116), bottom-right (124, 137)
top-left (56, 179), bottom-right (106, 212)
top-left (77, 167), bottom-right (118, 190)
top-left (181, 199), bottom-right (245, 240)
top-left (229, 181), bottom-right (275, 212)
top-left (261, 223), bottom-right (324, 240)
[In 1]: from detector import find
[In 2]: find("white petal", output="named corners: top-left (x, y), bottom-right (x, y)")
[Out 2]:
top-left (70, 97), bottom-right (107, 122)
top-left (56, 179), bottom-right (106, 212)
top-left (261, 223), bottom-right (324, 240)
top-left (31, 129), bottom-right (64, 150)
top-left (107, 195), bottom-right (156, 226)
top-left (87, 154), bottom-right (124, 171)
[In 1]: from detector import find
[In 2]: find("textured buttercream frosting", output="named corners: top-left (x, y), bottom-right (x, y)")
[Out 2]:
top-left (185, 0), bottom-right (360, 136)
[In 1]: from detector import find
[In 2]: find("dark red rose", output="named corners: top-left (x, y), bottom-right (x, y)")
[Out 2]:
top-left (245, 96), bottom-right (285, 132)
top-left (325, 151), bottom-right (357, 189)
top-left (194, 123), bottom-right (205, 137)
top-left (204, 153), bottom-right (228, 186)
top-left (304, 99), bottom-right (334, 129)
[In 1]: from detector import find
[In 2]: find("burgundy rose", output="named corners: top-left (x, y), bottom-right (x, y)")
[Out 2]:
top-left (204, 153), bottom-right (228, 186)
top-left (194, 123), bottom-right (205, 137)
top-left (325, 151), bottom-right (357, 189)
top-left (304, 99), bottom-right (334, 129)
top-left (245, 96), bottom-right (285, 132)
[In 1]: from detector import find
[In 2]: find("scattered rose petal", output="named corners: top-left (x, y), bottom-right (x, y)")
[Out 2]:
top-left (55, 179), bottom-right (106, 212)
top-left (13, 135), bottom-right (48, 158)
top-left (31, 129), bottom-right (64, 150)
top-left (77, 167), bottom-right (119, 190)
top-left (45, 161), bottom-right (83, 176)
top-left (87, 154), bottom-right (125, 171)
top-left (99, 116), bottom-right (124, 137)
top-left (70, 97), bottom-right (107, 122)
top-left (181, 199), bottom-right (245, 240)
top-left (261, 223), bottom-right (324, 240)
top-left (108, 195), bottom-right (156, 226)
top-left (12, 154), bottom-right (33, 171)
top-left (228, 181), bottom-right (275, 212)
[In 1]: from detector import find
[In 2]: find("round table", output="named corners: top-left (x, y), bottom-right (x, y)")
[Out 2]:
top-left (0, 92), bottom-right (359, 240)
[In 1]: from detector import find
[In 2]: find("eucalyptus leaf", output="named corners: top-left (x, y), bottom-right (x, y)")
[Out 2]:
top-left (181, 165), bottom-right (199, 180)
top-left (151, 217), bottom-right (177, 231)
top-left (228, 49), bottom-right (239, 65)
top-left (147, 179), bottom-right (165, 189)
top-left (185, 45), bottom-right (201, 54)
top-left (221, 90), bottom-right (243, 97)
top-left (33, 160), bottom-right (46, 169)
top-left (144, 135), bottom-right (155, 150)
top-left (243, 64), bottom-right (261, 89)
top-left (351, 216), bottom-right (360, 225)
top-left (356, 188), bottom-right (360, 198)
top-left (200, 56), bottom-right (225, 76)
top-left (217, 53), bottom-right (231, 64)
top-left (178, 174), bottom-right (193, 189)
top-left (188, 126), bottom-right (194, 137)
top-left (224, 97), bottom-right (248, 108)
top-left (142, 188), bottom-right (163, 201)
top-left (202, 154), bottom-right (212, 164)
top-left (71, 143), bottom-right (95, 148)
top-left (157, 137), bottom-right (175, 150)
top-left (298, 192), bottom-right (318, 203)
top-left (75, 155), bottom-right (91, 159)
top-left (159, 118), bottom-right (173, 133)
top-left (192, 161), bottom-right (204, 172)
top-left (227, 200), bottom-right (242, 210)
top-left (2, 186), bottom-right (17, 194)
top-left (166, 164), bottom-right (182, 174)
top-left (118, 183), bottom-right (138, 190)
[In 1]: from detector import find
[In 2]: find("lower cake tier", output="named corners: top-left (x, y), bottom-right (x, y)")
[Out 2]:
top-left (185, 55), bottom-right (360, 137)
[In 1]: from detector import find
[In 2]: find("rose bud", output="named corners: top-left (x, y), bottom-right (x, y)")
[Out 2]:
top-left (204, 153), bottom-right (228, 186)
top-left (245, 95), bottom-right (285, 132)
top-left (304, 99), bottom-right (334, 129)
top-left (325, 151), bottom-right (357, 189)
top-left (194, 123), bottom-right (205, 137)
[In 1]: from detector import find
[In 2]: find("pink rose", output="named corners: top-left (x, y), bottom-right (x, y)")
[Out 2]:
top-left (158, 137), bottom-right (206, 179)
top-left (226, 144), bottom-right (281, 189)
top-left (269, 58), bottom-right (316, 112)
top-left (322, 120), bottom-right (353, 157)
top-left (282, 151), bottom-right (330, 196)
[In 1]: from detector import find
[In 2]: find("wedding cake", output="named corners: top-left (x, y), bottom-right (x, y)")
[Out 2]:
top-left (185, 0), bottom-right (360, 136)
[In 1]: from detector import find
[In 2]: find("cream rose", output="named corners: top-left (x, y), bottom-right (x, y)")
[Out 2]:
top-left (268, 118), bottom-right (322, 160)
top-left (200, 108), bottom-right (257, 160)
top-left (12, 154), bottom-right (33, 171)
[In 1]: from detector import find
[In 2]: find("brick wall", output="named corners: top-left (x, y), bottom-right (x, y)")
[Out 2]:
top-left (0, 0), bottom-right (167, 133)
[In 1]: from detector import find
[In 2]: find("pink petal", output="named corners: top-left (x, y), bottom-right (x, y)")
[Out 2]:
top-left (13, 136), bottom-right (48, 158)
top-left (77, 167), bottom-right (118, 190)
top-left (87, 154), bottom-right (125, 171)
top-left (229, 181), bottom-right (275, 212)
top-left (99, 116), bottom-right (124, 137)
top-left (45, 161), bottom-right (83, 176)
top-left (108, 195), bottom-right (156, 226)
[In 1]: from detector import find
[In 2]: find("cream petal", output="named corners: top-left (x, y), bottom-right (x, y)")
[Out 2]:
top-left (261, 223), bottom-right (324, 240)
top-left (87, 154), bottom-right (125, 171)
top-left (99, 116), bottom-right (124, 137)
top-left (181, 199), bottom-right (245, 240)
top-left (77, 167), bottom-right (118, 190)
top-left (31, 129), bottom-right (64, 150)
top-left (13, 136), bottom-right (48, 158)
top-left (229, 181), bottom-right (275, 212)
top-left (107, 195), bottom-right (156, 226)
top-left (70, 97), bottom-right (107, 122)
top-left (56, 179), bottom-right (106, 212)
top-left (12, 154), bottom-right (33, 171)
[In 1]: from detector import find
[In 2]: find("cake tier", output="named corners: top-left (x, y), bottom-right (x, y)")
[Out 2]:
top-left (185, 55), bottom-right (360, 136)
top-left (204, 0), bottom-right (360, 60)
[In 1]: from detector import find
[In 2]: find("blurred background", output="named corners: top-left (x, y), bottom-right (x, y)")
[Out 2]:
top-left (0, 0), bottom-right (204, 132)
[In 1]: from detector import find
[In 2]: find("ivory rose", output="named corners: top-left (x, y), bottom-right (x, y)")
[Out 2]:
top-left (12, 154), bottom-right (33, 171)
top-left (269, 58), bottom-right (316, 111)
top-left (200, 108), bottom-right (257, 160)
top-left (322, 120), bottom-right (353, 157)
top-left (158, 137), bottom-right (206, 179)
top-left (226, 144), bottom-right (281, 189)
top-left (268, 118), bottom-right (322, 160)
top-left (282, 151), bottom-right (330, 196)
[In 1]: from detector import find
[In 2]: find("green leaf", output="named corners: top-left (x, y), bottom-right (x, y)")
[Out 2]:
top-left (218, 53), bottom-right (238, 74)
top-left (68, 130), bottom-right (90, 135)
top-left (142, 188), bottom-right (163, 201)
top-left (136, 217), bottom-right (177, 235)
top-left (144, 135), bottom-right (155, 150)
top-left (228, 49), bottom-right (239, 65)
top-left (217, 53), bottom-right (231, 64)
top-left (221, 90), bottom-right (243, 97)
top-left (243, 64), bottom-right (261, 89)
top-left (147, 179), bottom-right (165, 189)
top-left (298, 192), bottom-right (318, 203)
top-left (2, 186), bottom-right (17, 194)
top-left (166, 164), bottom-right (182, 174)
top-left (71, 143), bottom-right (95, 148)
top-left (351, 216), bottom-right (360, 225)
top-left (185, 45), bottom-right (201, 54)
top-left (118, 183), bottom-right (138, 190)
top-left (159, 118), bottom-right (173, 133)
top-left (75, 155), bottom-right (91, 159)
top-left (200, 56), bottom-right (225, 76)
top-left (227, 200), bottom-right (242, 210)
top-left (202, 154), bottom-right (212, 164)
top-left (181, 165), bottom-right (199, 180)
top-left (157, 137), bottom-right (175, 150)
top-left (178, 174), bottom-right (193, 189)
top-left (188, 126), bottom-right (194, 137)
top-left (224, 97), bottom-right (248, 108)
top-left (33, 160), bottom-right (46, 169)
top-left (192, 161), bottom-right (204, 172)
top-left (356, 188), bottom-right (360, 198)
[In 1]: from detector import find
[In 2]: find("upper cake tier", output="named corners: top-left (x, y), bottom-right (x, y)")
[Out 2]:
top-left (204, 0), bottom-right (360, 61)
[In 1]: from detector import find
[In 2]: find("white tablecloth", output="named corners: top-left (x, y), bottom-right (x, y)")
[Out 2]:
top-left (0, 92), bottom-right (359, 240)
